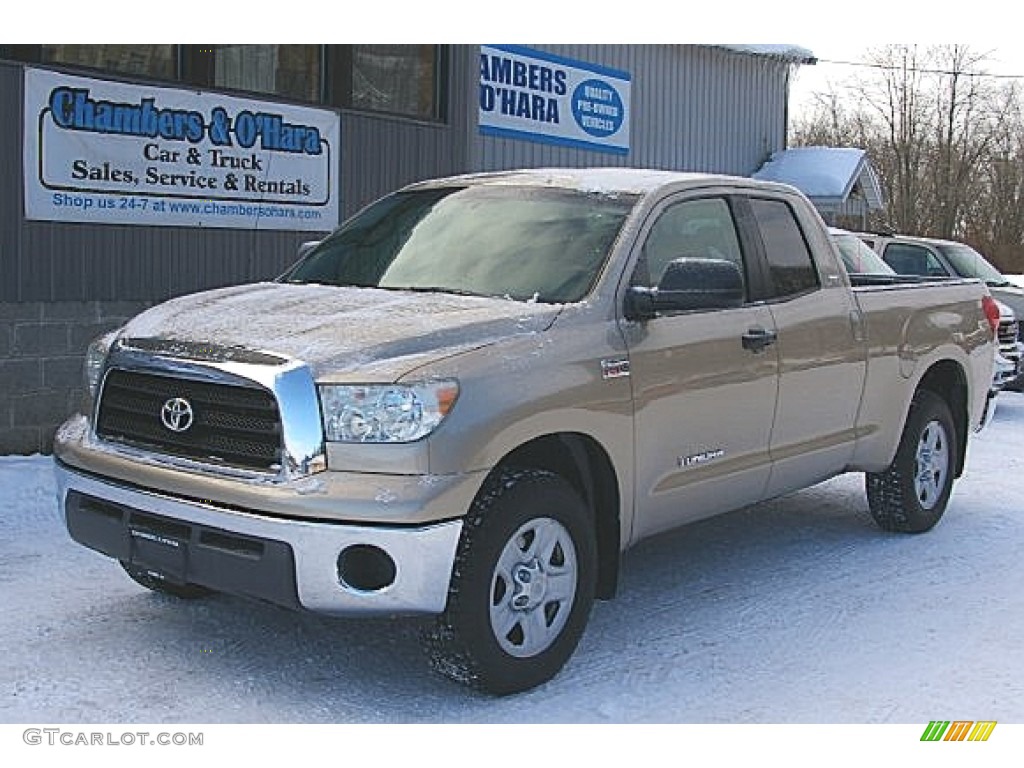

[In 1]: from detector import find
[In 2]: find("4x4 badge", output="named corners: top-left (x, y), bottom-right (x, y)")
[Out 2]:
top-left (160, 397), bottom-right (194, 433)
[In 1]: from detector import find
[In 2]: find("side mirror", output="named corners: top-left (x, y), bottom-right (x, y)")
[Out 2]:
top-left (296, 240), bottom-right (321, 260)
top-left (625, 258), bottom-right (745, 321)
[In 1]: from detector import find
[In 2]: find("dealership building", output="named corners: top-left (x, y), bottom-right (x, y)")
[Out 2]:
top-left (0, 44), bottom-right (815, 453)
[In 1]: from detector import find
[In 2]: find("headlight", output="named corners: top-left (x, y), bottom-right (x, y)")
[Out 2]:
top-left (84, 332), bottom-right (118, 399)
top-left (319, 381), bottom-right (459, 443)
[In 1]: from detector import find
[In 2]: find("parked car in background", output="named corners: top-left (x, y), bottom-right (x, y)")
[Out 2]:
top-left (831, 228), bottom-right (1019, 397)
top-left (992, 299), bottom-right (1024, 392)
top-left (828, 227), bottom-right (895, 275)
top-left (859, 233), bottom-right (1024, 391)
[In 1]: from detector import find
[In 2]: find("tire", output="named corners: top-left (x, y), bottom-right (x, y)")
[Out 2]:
top-left (120, 561), bottom-right (213, 600)
top-left (866, 389), bottom-right (957, 533)
top-left (425, 468), bottom-right (597, 695)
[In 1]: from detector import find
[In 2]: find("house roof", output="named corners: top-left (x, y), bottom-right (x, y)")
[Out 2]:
top-left (752, 147), bottom-right (885, 210)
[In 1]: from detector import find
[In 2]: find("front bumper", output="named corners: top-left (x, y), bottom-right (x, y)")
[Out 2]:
top-left (993, 348), bottom-right (1023, 390)
top-left (55, 461), bottom-right (463, 616)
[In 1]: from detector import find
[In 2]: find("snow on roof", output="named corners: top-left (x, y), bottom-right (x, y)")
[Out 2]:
top-left (715, 44), bottom-right (817, 64)
top-left (410, 167), bottom-right (726, 195)
top-left (752, 147), bottom-right (884, 209)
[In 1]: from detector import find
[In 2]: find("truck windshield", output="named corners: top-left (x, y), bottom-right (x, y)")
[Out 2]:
top-left (936, 243), bottom-right (1010, 286)
top-left (282, 185), bottom-right (637, 303)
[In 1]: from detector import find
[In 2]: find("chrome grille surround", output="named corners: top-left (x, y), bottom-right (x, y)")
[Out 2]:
top-left (92, 338), bottom-right (325, 481)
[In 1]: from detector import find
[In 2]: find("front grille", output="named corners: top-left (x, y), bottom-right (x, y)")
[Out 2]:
top-left (999, 319), bottom-right (1020, 351)
top-left (96, 369), bottom-right (283, 472)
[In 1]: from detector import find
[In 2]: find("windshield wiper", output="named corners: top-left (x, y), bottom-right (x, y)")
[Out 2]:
top-left (384, 285), bottom-right (496, 299)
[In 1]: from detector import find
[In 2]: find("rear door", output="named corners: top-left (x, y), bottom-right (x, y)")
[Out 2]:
top-left (623, 193), bottom-right (779, 540)
top-left (740, 196), bottom-right (868, 497)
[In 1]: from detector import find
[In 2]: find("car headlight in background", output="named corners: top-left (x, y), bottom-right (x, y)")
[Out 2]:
top-left (319, 381), bottom-right (459, 443)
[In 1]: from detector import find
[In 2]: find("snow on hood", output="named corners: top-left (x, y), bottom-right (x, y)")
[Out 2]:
top-left (119, 282), bottom-right (561, 379)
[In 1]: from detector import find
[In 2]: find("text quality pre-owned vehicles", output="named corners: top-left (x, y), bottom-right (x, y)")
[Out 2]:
top-left (55, 170), bottom-right (997, 694)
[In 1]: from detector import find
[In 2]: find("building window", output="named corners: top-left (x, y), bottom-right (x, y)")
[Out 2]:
top-left (40, 44), bottom-right (177, 80)
top-left (350, 45), bottom-right (439, 119)
top-left (3, 44), bottom-right (445, 121)
top-left (200, 45), bottom-right (321, 103)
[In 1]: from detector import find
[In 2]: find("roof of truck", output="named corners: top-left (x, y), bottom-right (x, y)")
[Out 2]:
top-left (404, 167), bottom-right (799, 197)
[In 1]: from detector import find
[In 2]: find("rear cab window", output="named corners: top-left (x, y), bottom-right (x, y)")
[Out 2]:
top-left (748, 198), bottom-right (820, 299)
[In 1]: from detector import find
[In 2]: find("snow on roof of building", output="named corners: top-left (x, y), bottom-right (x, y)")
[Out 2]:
top-left (752, 146), bottom-right (884, 210)
top-left (715, 45), bottom-right (817, 65)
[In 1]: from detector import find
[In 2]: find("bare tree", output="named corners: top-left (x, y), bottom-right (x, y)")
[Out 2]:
top-left (928, 45), bottom-right (1000, 239)
top-left (790, 44), bottom-right (1024, 271)
top-left (963, 83), bottom-right (1024, 272)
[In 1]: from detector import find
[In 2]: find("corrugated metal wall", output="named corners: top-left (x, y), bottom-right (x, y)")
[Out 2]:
top-left (0, 50), bottom-right (476, 304)
top-left (475, 44), bottom-right (790, 176)
top-left (1, 45), bottom-right (791, 305)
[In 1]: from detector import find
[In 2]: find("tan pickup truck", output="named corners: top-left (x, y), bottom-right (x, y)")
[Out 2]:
top-left (54, 169), bottom-right (997, 694)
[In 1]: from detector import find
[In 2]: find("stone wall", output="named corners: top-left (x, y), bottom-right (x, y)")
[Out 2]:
top-left (0, 300), bottom-right (149, 454)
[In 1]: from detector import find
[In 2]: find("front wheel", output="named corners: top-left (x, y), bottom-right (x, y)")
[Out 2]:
top-left (866, 389), bottom-right (957, 533)
top-left (425, 469), bottom-right (597, 695)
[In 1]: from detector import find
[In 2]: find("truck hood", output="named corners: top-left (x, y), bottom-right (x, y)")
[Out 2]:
top-left (119, 282), bottom-right (561, 380)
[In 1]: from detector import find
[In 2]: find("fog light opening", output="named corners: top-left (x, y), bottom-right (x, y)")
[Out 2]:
top-left (337, 545), bottom-right (397, 592)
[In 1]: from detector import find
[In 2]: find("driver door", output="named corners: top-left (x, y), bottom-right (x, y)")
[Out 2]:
top-left (622, 194), bottom-right (779, 541)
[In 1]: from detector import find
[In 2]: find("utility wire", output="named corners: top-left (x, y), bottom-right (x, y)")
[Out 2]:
top-left (815, 57), bottom-right (1024, 80)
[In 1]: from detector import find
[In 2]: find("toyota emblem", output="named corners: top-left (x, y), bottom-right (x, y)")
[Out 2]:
top-left (160, 397), bottom-right (194, 433)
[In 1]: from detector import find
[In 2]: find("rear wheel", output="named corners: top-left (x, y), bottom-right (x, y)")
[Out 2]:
top-left (866, 389), bottom-right (956, 533)
top-left (425, 468), bottom-right (596, 695)
top-left (120, 561), bottom-right (213, 599)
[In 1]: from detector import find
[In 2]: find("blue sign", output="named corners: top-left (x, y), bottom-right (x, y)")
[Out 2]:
top-left (479, 45), bottom-right (631, 155)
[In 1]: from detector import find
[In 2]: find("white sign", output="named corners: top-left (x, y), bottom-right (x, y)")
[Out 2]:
top-left (23, 68), bottom-right (340, 231)
top-left (479, 45), bottom-right (631, 155)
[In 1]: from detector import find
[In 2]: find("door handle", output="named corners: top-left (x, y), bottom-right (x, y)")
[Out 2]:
top-left (742, 327), bottom-right (778, 352)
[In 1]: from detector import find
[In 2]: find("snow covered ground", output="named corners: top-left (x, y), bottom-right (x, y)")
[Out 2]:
top-left (2, 394), bottom-right (1023, 724)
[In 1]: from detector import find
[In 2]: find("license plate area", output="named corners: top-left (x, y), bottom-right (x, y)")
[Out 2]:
top-left (64, 488), bottom-right (300, 609)
top-left (129, 514), bottom-right (190, 581)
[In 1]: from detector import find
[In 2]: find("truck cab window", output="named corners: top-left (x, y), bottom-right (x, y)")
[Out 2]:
top-left (749, 198), bottom-right (819, 298)
top-left (638, 197), bottom-right (746, 295)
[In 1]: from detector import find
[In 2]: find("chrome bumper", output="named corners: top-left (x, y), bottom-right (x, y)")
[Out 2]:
top-left (55, 462), bottom-right (463, 616)
top-left (993, 349), bottom-right (1021, 390)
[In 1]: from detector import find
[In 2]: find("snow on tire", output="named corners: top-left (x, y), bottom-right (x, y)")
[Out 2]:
top-left (424, 468), bottom-right (597, 695)
top-left (866, 389), bottom-right (956, 533)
